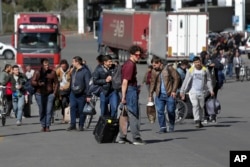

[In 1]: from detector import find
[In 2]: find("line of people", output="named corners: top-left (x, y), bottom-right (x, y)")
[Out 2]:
top-left (0, 44), bottom-right (228, 146)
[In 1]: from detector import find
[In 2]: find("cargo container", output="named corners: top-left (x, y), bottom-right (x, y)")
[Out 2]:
top-left (99, 9), bottom-right (166, 64)
top-left (166, 12), bottom-right (208, 61)
top-left (178, 6), bottom-right (234, 32)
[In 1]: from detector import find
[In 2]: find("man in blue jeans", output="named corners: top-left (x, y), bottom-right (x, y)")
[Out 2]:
top-left (31, 58), bottom-right (59, 132)
top-left (92, 55), bottom-right (119, 118)
top-left (148, 56), bottom-right (180, 133)
top-left (118, 45), bottom-right (145, 145)
top-left (67, 56), bottom-right (91, 131)
top-left (10, 65), bottom-right (27, 126)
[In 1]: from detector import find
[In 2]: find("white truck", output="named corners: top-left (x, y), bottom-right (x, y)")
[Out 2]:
top-left (166, 12), bottom-right (208, 61)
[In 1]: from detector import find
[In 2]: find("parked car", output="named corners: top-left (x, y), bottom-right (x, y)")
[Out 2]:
top-left (239, 36), bottom-right (250, 54)
top-left (0, 42), bottom-right (16, 59)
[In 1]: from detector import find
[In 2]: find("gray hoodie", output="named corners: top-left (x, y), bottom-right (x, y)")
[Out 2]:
top-left (180, 66), bottom-right (213, 95)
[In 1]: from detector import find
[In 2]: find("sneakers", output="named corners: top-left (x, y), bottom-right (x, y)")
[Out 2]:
top-left (210, 119), bottom-right (217, 124)
top-left (66, 126), bottom-right (77, 131)
top-left (195, 120), bottom-right (204, 128)
top-left (117, 137), bottom-right (132, 144)
top-left (158, 128), bottom-right (167, 134)
top-left (45, 127), bottom-right (51, 132)
top-left (202, 119), bottom-right (208, 124)
top-left (16, 120), bottom-right (22, 126)
top-left (78, 127), bottom-right (84, 131)
top-left (132, 138), bottom-right (146, 145)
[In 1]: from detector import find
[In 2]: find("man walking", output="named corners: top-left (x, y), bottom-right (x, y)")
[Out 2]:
top-left (32, 58), bottom-right (59, 132)
top-left (180, 56), bottom-right (214, 128)
top-left (10, 65), bottom-right (27, 126)
top-left (148, 56), bottom-right (180, 133)
top-left (67, 56), bottom-right (91, 131)
top-left (118, 45), bottom-right (145, 145)
top-left (0, 64), bottom-right (13, 117)
top-left (92, 55), bottom-right (119, 118)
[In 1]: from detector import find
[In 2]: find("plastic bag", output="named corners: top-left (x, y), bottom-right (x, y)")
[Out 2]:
top-left (83, 101), bottom-right (96, 115)
top-left (206, 97), bottom-right (221, 115)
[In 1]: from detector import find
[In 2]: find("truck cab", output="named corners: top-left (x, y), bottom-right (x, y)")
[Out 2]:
top-left (12, 13), bottom-right (66, 71)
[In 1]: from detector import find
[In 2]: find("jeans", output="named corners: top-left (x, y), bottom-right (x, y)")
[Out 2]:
top-left (60, 95), bottom-right (69, 116)
top-left (189, 92), bottom-right (205, 121)
top-left (119, 86), bottom-right (141, 139)
top-left (100, 90), bottom-right (119, 118)
top-left (35, 93), bottom-right (55, 128)
top-left (12, 95), bottom-right (24, 122)
top-left (155, 93), bottom-right (176, 129)
top-left (227, 63), bottom-right (233, 77)
top-left (69, 92), bottom-right (86, 127)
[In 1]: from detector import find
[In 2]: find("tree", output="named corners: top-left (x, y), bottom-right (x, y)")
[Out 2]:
top-left (19, 0), bottom-right (46, 11)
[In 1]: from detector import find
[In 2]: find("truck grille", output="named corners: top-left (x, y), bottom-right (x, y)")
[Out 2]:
top-left (23, 58), bottom-right (54, 66)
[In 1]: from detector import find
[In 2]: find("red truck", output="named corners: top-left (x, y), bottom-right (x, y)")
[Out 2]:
top-left (98, 9), bottom-right (166, 64)
top-left (12, 13), bottom-right (66, 71)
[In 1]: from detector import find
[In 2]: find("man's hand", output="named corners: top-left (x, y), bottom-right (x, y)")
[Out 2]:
top-left (171, 92), bottom-right (176, 99)
top-left (106, 76), bottom-right (112, 82)
top-left (210, 91), bottom-right (214, 97)
top-left (180, 93), bottom-right (185, 100)
top-left (86, 97), bottom-right (92, 102)
top-left (121, 97), bottom-right (126, 104)
top-left (148, 97), bottom-right (152, 102)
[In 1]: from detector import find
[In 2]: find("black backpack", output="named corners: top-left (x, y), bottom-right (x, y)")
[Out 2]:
top-left (111, 64), bottom-right (122, 90)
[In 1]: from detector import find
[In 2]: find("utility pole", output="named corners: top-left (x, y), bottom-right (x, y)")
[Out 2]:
top-left (78, 0), bottom-right (84, 34)
top-left (0, 0), bottom-right (3, 34)
top-left (126, 0), bottom-right (133, 9)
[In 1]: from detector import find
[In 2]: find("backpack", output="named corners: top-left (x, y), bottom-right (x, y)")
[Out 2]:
top-left (24, 79), bottom-right (35, 95)
top-left (111, 64), bottom-right (122, 90)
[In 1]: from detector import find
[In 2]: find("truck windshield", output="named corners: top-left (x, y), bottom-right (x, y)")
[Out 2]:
top-left (19, 32), bottom-right (58, 50)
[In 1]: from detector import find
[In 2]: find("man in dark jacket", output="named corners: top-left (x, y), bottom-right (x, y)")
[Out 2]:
top-left (92, 55), bottom-right (119, 118)
top-left (67, 56), bottom-right (91, 131)
top-left (10, 65), bottom-right (27, 126)
top-left (31, 58), bottom-right (59, 132)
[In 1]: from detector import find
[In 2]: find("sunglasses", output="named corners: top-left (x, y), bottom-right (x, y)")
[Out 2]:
top-left (134, 53), bottom-right (141, 57)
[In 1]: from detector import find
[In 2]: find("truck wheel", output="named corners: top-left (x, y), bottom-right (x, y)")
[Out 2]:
top-left (4, 50), bottom-right (14, 60)
top-left (119, 50), bottom-right (124, 62)
top-left (120, 50), bottom-right (125, 62)
top-left (124, 51), bottom-right (129, 62)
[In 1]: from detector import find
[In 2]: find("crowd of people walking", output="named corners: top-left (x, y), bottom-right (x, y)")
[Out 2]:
top-left (0, 33), bottom-right (247, 144)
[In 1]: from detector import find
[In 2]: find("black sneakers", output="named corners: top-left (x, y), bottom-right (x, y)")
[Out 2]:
top-left (117, 137), bottom-right (132, 144)
top-left (195, 120), bottom-right (204, 128)
top-left (66, 126), bottom-right (77, 131)
top-left (132, 138), bottom-right (146, 145)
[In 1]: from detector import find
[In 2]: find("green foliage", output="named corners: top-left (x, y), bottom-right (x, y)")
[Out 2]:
top-left (22, 0), bottom-right (46, 11)
top-left (1, 0), bottom-right (78, 33)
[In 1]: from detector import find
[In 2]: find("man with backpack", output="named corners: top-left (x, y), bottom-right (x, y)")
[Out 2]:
top-left (92, 55), bottom-right (119, 118)
top-left (148, 56), bottom-right (180, 133)
top-left (0, 64), bottom-right (13, 117)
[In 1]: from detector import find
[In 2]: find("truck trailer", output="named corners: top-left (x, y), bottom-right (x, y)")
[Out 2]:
top-left (166, 12), bottom-right (208, 61)
top-left (98, 9), bottom-right (166, 64)
top-left (12, 13), bottom-right (66, 71)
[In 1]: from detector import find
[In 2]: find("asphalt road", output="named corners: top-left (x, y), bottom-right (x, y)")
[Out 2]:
top-left (0, 34), bottom-right (250, 167)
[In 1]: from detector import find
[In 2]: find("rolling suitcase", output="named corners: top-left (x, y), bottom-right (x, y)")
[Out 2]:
top-left (93, 116), bottom-right (119, 143)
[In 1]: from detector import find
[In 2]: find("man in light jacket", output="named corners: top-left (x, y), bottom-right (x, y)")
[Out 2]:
top-left (180, 56), bottom-right (214, 128)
